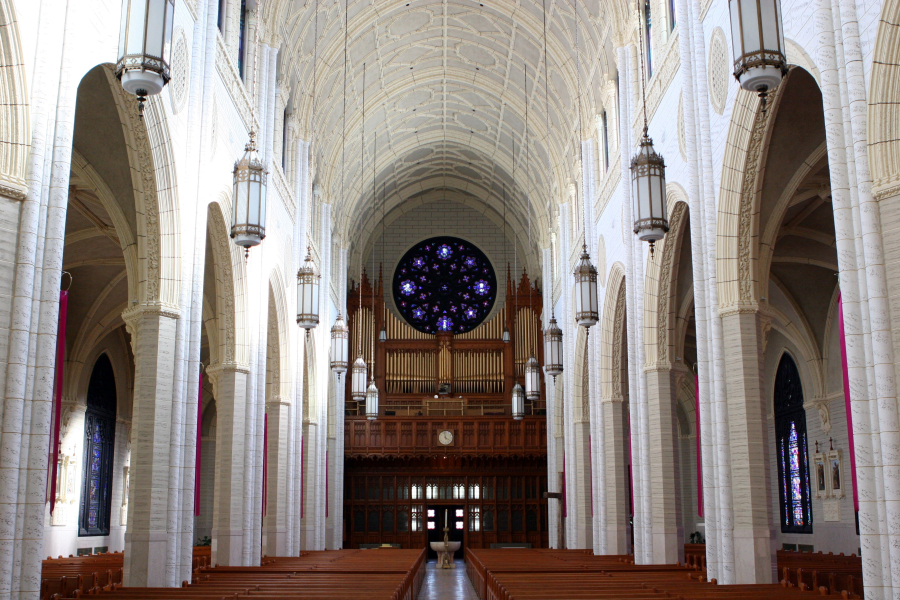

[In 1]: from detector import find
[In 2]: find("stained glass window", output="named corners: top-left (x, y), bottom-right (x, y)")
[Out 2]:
top-left (392, 236), bottom-right (497, 335)
top-left (79, 354), bottom-right (117, 537)
top-left (774, 353), bottom-right (812, 534)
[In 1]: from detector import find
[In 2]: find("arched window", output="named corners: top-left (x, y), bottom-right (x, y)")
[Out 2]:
top-left (774, 354), bottom-right (813, 533)
top-left (669, 0), bottom-right (676, 32)
top-left (601, 111), bottom-right (610, 174)
top-left (238, 0), bottom-right (248, 80)
top-left (644, 0), bottom-right (653, 77)
top-left (79, 354), bottom-right (117, 536)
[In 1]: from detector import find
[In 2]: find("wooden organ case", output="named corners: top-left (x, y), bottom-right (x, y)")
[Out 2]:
top-left (343, 269), bottom-right (549, 550)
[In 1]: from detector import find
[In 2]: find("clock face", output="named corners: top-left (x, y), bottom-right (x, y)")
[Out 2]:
top-left (438, 430), bottom-right (454, 445)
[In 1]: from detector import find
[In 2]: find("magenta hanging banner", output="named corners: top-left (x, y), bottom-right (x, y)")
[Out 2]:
top-left (262, 413), bottom-right (268, 517)
top-left (325, 450), bottom-right (329, 518)
top-left (588, 435), bottom-right (593, 517)
top-left (194, 370), bottom-right (203, 516)
top-left (838, 293), bottom-right (859, 511)
top-left (696, 374), bottom-right (703, 517)
top-left (628, 412), bottom-right (634, 515)
top-left (561, 453), bottom-right (567, 518)
top-left (48, 290), bottom-right (68, 515)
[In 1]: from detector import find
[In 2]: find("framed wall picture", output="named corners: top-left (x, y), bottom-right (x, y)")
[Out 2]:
top-left (814, 452), bottom-right (827, 498)
top-left (828, 449), bottom-right (844, 499)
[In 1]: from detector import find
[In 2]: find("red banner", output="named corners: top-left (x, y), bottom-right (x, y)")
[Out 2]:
top-left (696, 374), bottom-right (703, 517)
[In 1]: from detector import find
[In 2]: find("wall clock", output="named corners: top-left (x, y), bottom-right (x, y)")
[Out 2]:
top-left (438, 430), bottom-right (454, 446)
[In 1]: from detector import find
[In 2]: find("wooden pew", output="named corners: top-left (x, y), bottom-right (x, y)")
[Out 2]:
top-left (466, 548), bottom-right (822, 600)
top-left (82, 548), bottom-right (425, 600)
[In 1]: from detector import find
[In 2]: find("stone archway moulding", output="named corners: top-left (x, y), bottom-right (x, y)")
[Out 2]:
top-left (104, 65), bottom-right (181, 308)
top-left (0, 0), bottom-right (28, 199)
top-left (869, 0), bottom-right (900, 198)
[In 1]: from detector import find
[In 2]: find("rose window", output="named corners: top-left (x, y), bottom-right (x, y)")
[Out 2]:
top-left (392, 236), bottom-right (497, 334)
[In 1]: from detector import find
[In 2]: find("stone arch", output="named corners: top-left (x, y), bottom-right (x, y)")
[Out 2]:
top-left (643, 195), bottom-right (689, 367)
top-left (716, 84), bottom-right (782, 310)
top-left (103, 65), bottom-right (180, 307)
top-left (0, 0), bottom-right (27, 199)
top-left (207, 198), bottom-right (250, 368)
top-left (601, 263), bottom-right (627, 402)
top-left (869, 0), bottom-right (900, 194)
top-left (267, 268), bottom-right (292, 401)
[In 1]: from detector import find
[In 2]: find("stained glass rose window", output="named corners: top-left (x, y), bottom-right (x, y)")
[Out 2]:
top-left (392, 236), bottom-right (497, 334)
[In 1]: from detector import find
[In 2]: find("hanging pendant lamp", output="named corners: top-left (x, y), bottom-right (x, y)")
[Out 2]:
top-left (525, 355), bottom-right (541, 401)
top-left (544, 314), bottom-right (563, 379)
top-left (116, 0), bottom-right (175, 114)
top-left (728, 0), bottom-right (788, 106)
top-left (365, 379), bottom-right (379, 420)
top-left (330, 312), bottom-right (349, 378)
top-left (231, 132), bottom-right (268, 257)
top-left (512, 381), bottom-right (525, 420)
top-left (297, 247), bottom-right (320, 331)
top-left (351, 355), bottom-right (367, 402)
top-left (631, 0), bottom-right (668, 255)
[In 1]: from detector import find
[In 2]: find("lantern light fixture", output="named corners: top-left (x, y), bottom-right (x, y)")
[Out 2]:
top-left (330, 312), bottom-right (349, 378)
top-left (231, 132), bottom-right (268, 257)
top-left (512, 381), bottom-right (525, 421)
top-left (502, 326), bottom-right (511, 343)
top-left (631, 130), bottom-right (668, 255)
top-left (631, 0), bottom-right (668, 256)
top-left (365, 380), bottom-right (379, 421)
top-left (116, 0), bottom-right (175, 115)
top-left (728, 0), bottom-right (788, 108)
top-left (351, 356), bottom-right (368, 402)
top-left (379, 327), bottom-right (387, 343)
top-left (296, 247), bottom-right (320, 332)
top-left (544, 314), bottom-right (563, 380)
top-left (525, 355), bottom-right (541, 402)
top-left (573, 247), bottom-right (599, 329)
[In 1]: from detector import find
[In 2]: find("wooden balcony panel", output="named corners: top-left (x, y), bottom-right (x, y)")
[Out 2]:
top-left (344, 416), bottom-right (547, 458)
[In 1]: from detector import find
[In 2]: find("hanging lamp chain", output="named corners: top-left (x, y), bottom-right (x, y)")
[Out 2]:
top-left (637, 0), bottom-right (649, 133)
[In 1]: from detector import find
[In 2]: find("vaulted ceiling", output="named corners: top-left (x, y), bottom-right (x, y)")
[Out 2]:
top-left (264, 0), bottom-right (626, 260)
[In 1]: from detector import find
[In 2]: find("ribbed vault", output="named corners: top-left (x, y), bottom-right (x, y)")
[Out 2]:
top-left (264, 0), bottom-right (624, 265)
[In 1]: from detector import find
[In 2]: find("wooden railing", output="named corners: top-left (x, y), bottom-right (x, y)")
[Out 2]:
top-left (344, 416), bottom-right (547, 458)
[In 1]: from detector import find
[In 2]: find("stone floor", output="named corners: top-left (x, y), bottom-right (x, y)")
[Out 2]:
top-left (418, 560), bottom-right (479, 600)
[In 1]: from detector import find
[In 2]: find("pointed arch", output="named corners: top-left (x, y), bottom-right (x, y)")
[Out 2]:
top-left (267, 268), bottom-right (292, 401)
top-left (601, 263), bottom-right (627, 403)
top-left (207, 199), bottom-right (250, 368)
top-left (104, 65), bottom-right (181, 307)
top-left (869, 0), bottom-right (900, 195)
top-left (0, 0), bottom-right (28, 199)
top-left (643, 195), bottom-right (689, 367)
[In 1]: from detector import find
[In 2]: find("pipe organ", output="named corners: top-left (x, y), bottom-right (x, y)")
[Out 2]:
top-left (343, 267), bottom-right (548, 552)
top-left (346, 270), bottom-right (545, 417)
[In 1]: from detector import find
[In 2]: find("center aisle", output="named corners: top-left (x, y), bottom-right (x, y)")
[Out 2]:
top-left (418, 561), bottom-right (479, 600)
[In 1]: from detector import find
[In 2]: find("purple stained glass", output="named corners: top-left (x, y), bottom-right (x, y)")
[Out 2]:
top-left (789, 422), bottom-right (804, 524)
top-left (392, 236), bottom-right (497, 334)
top-left (400, 280), bottom-right (416, 295)
top-left (472, 280), bottom-right (490, 296)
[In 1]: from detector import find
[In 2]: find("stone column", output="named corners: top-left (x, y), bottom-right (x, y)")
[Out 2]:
top-left (206, 363), bottom-right (249, 566)
top-left (603, 397), bottom-right (631, 554)
top-left (264, 397), bottom-right (290, 557)
top-left (720, 309), bottom-right (775, 584)
top-left (644, 365), bottom-right (684, 564)
top-left (121, 304), bottom-right (180, 587)
top-left (300, 421), bottom-right (319, 550)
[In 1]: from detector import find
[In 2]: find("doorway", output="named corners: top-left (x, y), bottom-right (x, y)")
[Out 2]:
top-left (426, 504), bottom-right (464, 559)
